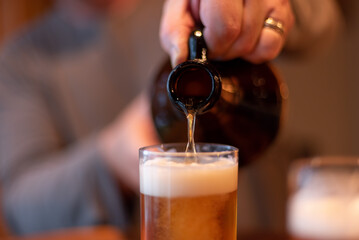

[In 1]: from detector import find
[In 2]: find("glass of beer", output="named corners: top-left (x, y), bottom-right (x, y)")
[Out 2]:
top-left (287, 156), bottom-right (359, 240)
top-left (139, 143), bottom-right (238, 240)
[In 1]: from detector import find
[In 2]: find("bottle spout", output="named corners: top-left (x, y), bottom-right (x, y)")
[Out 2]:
top-left (167, 29), bottom-right (221, 114)
top-left (188, 29), bottom-right (208, 61)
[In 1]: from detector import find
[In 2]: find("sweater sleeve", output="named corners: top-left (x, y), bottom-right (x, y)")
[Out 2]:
top-left (0, 44), bottom-right (131, 236)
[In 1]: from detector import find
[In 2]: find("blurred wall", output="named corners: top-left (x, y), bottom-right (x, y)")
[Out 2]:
top-left (278, 0), bottom-right (359, 157)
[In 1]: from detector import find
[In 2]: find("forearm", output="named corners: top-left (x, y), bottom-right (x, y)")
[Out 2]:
top-left (2, 136), bottom-right (130, 235)
top-left (98, 92), bottom-right (160, 194)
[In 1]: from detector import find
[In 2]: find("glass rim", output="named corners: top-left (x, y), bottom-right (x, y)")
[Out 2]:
top-left (294, 156), bottom-right (359, 168)
top-left (288, 156), bottom-right (359, 190)
top-left (139, 142), bottom-right (238, 157)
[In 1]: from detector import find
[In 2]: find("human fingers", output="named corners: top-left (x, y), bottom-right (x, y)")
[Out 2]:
top-left (242, 0), bottom-right (294, 63)
top-left (200, 0), bottom-right (294, 62)
top-left (160, 0), bottom-right (195, 67)
top-left (211, 0), bottom-right (266, 60)
top-left (199, 0), bottom-right (243, 58)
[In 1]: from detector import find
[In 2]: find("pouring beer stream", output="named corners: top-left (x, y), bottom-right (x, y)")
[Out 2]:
top-left (167, 29), bottom-right (221, 154)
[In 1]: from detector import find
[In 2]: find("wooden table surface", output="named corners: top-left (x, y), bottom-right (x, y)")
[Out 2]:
top-left (6, 226), bottom-right (125, 240)
top-left (4, 226), bottom-right (288, 240)
top-left (238, 231), bottom-right (289, 240)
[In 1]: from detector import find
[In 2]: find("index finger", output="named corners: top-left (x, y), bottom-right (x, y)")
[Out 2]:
top-left (200, 0), bottom-right (243, 58)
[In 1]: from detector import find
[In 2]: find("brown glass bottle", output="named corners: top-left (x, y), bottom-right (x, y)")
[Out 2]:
top-left (150, 29), bottom-right (287, 166)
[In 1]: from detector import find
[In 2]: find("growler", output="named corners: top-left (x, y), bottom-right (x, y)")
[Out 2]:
top-left (150, 29), bottom-right (287, 166)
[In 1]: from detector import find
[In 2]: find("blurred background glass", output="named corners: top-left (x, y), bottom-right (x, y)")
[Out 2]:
top-left (287, 157), bottom-right (359, 240)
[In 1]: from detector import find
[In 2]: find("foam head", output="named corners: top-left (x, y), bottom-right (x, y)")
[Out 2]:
top-left (140, 157), bottom-right (238, 197)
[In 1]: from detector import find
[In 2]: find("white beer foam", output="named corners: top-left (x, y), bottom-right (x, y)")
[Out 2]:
top-left (288, 192), bottom-right (359, 239)
top-left (140, 158), bottom-right (238, 197)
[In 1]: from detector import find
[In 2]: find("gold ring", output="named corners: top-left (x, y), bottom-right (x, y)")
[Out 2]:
top-left (264, 17), bottom-right (284, 35)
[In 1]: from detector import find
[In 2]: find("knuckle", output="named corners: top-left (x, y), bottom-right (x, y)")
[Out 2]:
top-left (220, 22), bottom-right (241, 42)
top-left (206, 22), bottom-right (241, 57)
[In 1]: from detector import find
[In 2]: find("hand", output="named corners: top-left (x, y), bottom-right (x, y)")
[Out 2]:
top-left (98, 93), bottom-right (159, 193)
top-left (160, 0), bottom-right (294, 66)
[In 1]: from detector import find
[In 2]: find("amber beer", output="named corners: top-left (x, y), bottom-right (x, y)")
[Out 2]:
top-left (287, 157), bottom-right (359, 240)
top-left (139, 143), bottom-right (238, 240)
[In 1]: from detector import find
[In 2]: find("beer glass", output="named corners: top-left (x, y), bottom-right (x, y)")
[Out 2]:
top-left (287, 156), bottom-right (359, 240)
top-left (140, 143), bottom-right (238, 240)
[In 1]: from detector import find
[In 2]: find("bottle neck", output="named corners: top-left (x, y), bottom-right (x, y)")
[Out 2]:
top-left (167, 29), bottom-right (221, 114)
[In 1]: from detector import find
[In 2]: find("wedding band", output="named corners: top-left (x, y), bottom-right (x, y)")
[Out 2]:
top-left (264, 17), bottom-right (284, 35)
